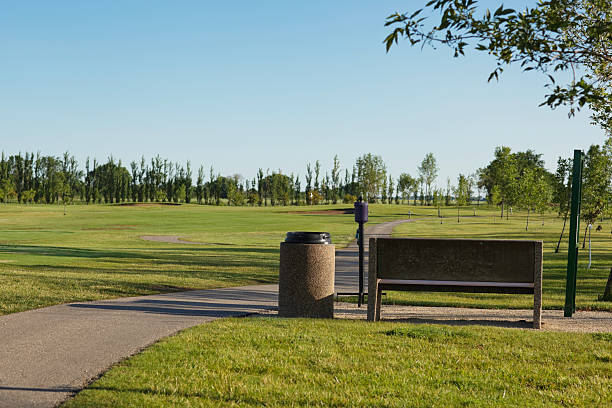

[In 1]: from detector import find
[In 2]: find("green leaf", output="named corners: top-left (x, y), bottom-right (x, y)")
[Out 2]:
top-left (409, 9), bottom-right (423, 19)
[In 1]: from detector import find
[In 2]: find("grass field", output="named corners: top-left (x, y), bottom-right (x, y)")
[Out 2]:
top-left (1, 203), bottom-right (611, 315)
top-left (3, 203), bottom-right (611, 407)
top-left (0, 203), bottom-right (408, 315)
top-left (63, 317), bottom-right (612, 408)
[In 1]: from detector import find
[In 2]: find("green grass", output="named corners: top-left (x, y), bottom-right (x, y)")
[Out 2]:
top-left (1, 203), bottom-right (611, 314)
top-left (0, 203), bottom-right (408, 315)
top-left (382, 205), bottom-right (612, 311)
top-left (63, 317), bottom-right (612, 407)
top-left (5, 204), bottom-right (609, 407)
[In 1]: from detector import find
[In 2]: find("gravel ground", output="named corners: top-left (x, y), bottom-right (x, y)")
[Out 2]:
top-left (339, 303), bottom-right (612, 332)
top-left (261, 302), bottom-right (612, 333)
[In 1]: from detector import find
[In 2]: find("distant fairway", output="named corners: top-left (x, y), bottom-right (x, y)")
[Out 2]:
top-left (0, 203), bottom-right (611, 314)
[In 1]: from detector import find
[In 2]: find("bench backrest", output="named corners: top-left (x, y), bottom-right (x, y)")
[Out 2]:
top-left (374, 238), bottom-right (541, 283)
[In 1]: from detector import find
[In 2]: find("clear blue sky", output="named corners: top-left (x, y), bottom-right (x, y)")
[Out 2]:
top-left (0, 1), bottom-right (606, 187)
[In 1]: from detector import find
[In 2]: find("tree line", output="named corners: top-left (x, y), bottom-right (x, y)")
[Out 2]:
top-left (1, 140), bottom-right (611, 231)
top-left (0, 152), bottom-right (385, 207)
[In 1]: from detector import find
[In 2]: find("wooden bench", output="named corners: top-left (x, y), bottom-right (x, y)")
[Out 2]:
top-left (367, 238), bottom-right (543, 329)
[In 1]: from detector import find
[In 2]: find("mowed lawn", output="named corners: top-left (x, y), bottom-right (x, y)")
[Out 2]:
top-left (1, 203), bottom-right (611, 314)
top-left (0, 203), bottom-right (407, 315)
top-left (4, 204), bottom-right (611, 408)
top-left (386, 206), bottom-right (612, 311)
top-left (63, 318), bottom-right (612, 408)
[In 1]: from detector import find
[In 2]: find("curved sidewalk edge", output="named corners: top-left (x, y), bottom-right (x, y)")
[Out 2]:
top-left (0, 218), bottom-right (404, 408)
top-left (0, 285), bottom-right (278, 408)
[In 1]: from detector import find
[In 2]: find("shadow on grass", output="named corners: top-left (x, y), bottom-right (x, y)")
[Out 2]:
top-left (0, 386), bottom-right (78, 393)
top-left (88, 385), bottom-right (209, 399)
top-left (0, 244), bottom-right (280, 270)
top-left (4, 268), bottom-right (277, 289)
top-left (0, 244), bottom-right (135, 259)
top-left (383, 316), bottom-right (533, 329)
top-left (79, 386), bottom-right (276, 406)
top-left (158, 246), bottom-right (278, 254)
top-left (0, 244), bottom-right (278, 257)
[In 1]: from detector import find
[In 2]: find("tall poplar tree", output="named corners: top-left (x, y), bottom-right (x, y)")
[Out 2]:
top-left (418, 153), bottom-right (438, 205)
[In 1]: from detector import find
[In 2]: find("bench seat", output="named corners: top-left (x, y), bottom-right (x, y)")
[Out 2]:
top-left (367, 238), bottom-right (543, 329)
top-left (378, 279), bottom-right (534, 294)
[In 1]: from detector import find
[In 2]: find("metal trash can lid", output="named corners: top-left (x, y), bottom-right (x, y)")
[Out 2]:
top-left (285, 231), bottom-right (332, 244)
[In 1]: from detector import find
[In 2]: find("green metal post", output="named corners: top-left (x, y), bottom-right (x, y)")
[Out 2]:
top-left (564, 149), bottom-right (584, 317)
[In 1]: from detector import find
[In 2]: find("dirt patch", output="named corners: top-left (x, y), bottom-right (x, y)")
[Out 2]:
top-left (335, 303), bottom-right (612, 333)
top-left (258, 302), bottom-right (612, 333)
top-left (140, 235), bottom-right (209, 245)
top-left (287, 208), bottom-right (354, 215)
top-left (83, 226), bottom-right (136, 231)
top-left (116, 203), bottom-right (182, 207)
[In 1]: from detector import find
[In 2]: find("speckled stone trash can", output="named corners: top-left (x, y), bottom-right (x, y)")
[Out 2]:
top-left (279, 232), bottom-right (335, 318)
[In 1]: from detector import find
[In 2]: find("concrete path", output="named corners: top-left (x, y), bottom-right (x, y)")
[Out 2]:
top-left (334, 218), bottom-right (415, 292)
top-left (0, 286), bottom-right (278, 408)
top-left (0, 219), bottom-right (404, 408)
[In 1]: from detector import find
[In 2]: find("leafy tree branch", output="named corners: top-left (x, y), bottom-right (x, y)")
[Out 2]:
top-left (385, 0), bottom-right (611, 131)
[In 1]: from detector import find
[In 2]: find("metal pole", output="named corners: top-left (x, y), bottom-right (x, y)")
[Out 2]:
top-left (588, 224), bottom-right (592, 269)
top-left (564, 149), bottom-right (584, 317)
top-left (358, 221), bottom-right (364, 307)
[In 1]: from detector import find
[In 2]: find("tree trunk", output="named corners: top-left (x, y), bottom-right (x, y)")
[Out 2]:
top-left (526, 209), bottom-right (529, 231)
top-left (603, 268), bottom-right (612, 301)
top-left (582, 225), bottom-right (588, 249)
top-left (555, 210), bottom-right (569, 253)
top-left (457, 206), bottom-right (460, 223)
top-left (500, 201), bottom-right (504, 218)
top-left (588, 225), bottom-right (592, 269)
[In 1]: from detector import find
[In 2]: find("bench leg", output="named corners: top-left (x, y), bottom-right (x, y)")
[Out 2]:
top-left (375, 285), bottom-right (382, 321)
top-left (533, 242), bottom-right (543, 329)
top-left (533, 299), bottom-right (541, 329)
top-left (367, 278), bottom-right (380, 321)
top-left (533, 280), bottom-right (542, 329)
top-left (367, 238), bottom-right (379, 321)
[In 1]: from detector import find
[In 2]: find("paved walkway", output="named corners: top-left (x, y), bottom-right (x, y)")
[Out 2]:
top-left (334, 218), bottom-right (415, 292)
top-left (0, 286), bottom-right (278, 408)
top-left (0, 220), bottom-right (411, 408)
top-left (1, 218), bottom-right (611, 407)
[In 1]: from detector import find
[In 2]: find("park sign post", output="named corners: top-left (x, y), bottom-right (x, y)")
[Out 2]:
top-left (354, 197), bottom-right (368, 307)
top-left (564, 149), bottom-right (584, 318)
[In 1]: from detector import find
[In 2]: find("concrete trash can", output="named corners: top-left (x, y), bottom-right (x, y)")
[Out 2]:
top-left (278, 232), bottom-right (335, 318)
